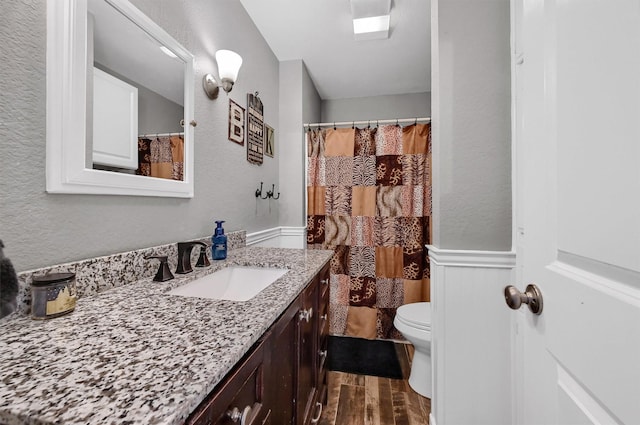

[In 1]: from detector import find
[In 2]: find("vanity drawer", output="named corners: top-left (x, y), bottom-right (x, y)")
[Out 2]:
top-left (318, 275), bottom-right (330, 349)
top-left (318, 263), bottom-right (330, 342)
top-left (318, 299), bottom-right (329, 344)
top-left (318, 265), bottom-right (330, 301)
top-left (187, 336), bottom-right (271, 425)
top-left (316, 263), bottom-right (330, 411)
top-left (318, 333), bottom-right (328, 383)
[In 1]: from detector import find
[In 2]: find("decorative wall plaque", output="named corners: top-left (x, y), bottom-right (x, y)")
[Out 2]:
top-left (264, 124), bottom-right (274, 158)
top-left (228, 99), bottom-right (245, 145)
top-left (246, 92), bottom-right (264, 165)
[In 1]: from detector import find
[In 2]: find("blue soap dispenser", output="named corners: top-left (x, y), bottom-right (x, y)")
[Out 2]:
top-left (212, 220), bottom-right (227, 260)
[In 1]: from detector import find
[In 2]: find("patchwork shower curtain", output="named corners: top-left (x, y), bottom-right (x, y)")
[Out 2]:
top-left (307, 123), bottom-right (431, 340)
top-left (137, 135), bottom-right (184, 180)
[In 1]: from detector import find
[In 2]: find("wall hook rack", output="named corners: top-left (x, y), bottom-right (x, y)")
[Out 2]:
top-left (255, 182), bottom-right (270, 199)
top-left (255, 182), bottom-right (280, 200)
top-left (270, 184), bottom-right (280, 200)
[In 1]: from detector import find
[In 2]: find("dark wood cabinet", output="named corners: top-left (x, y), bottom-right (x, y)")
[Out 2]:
top-left (268, 291), bottom-right (300, 424)
top-left (187, 263), bottom-right (330, 425)
top-left (186, 335), bottom-right (272, 425)
top-left (296, 281), bottom-right (318, 425)
top-left (316, 270), bottom-right (330, 408)
top-left (297, 265), bottom-right (330, 425)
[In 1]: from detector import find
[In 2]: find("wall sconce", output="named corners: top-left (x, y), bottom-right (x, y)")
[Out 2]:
top-left (202, 50), bottom-right (243, 99)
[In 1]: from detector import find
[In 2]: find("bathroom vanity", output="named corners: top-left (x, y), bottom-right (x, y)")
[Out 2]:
top-left (0, 246), bottom-right (333, 425)
top-left (187, 262), bottom-right (330, 425)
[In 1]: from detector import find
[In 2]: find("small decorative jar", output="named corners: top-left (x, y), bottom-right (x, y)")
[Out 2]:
top-left (31, 272), bottom-right (77, 319)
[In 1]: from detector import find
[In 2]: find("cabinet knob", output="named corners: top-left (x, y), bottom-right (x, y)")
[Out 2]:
top-left (227, 405), bottom-right (251, 424)
top-left (310, 402), bottom-right (323, 424)
top-left (318, 349), bottom-right (328, 359)
top-left (298, 307), bottom-right (313, 323)
top-left (321, 278), bottom-right (328, 285)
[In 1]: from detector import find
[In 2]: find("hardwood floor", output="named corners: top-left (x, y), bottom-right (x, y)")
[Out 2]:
top-left (319, 342), bottom-right (430, 425)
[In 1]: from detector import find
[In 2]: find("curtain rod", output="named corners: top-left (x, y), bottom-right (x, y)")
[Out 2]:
top-left (138, 132), bottom-right (184, 138)
top-left (303, 117), bottom-right (431, 129)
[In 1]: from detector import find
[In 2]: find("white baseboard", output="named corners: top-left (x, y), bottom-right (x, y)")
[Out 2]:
top-left (427, 245), bottom-right (516, 268)
top-left (246, 227), bottom-right (281, 246)
top-left (429, 245), bottom-right (516, 425)
top-left (247, 226), bottom-right (306, 248)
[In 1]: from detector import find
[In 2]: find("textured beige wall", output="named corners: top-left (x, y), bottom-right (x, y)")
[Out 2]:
top-left (0, 0), bottom-right (280, 271)
top-left (320, 92), bottom-right (431, 123)
top-left (431, 0), bottom-right (512, 251)
top-left (278, 60), bottom-right (322, 228)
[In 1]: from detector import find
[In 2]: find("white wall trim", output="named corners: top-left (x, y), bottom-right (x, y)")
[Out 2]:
top-left (428, 245), bottom-right (516, 268)
top-left (247, 226), bottom-right (306, 246)
top-left (430, 246), bottom-right (516, 425)
top-left (246, 227), bottom-right (281, 246)
top-left (280, 226), bottom-right (307, 237)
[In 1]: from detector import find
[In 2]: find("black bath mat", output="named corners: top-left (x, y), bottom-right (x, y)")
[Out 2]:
top-left (327, 335), bottom-right (403, 379)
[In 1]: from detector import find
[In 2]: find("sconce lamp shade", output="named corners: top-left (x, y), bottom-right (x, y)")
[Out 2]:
top-left (203, 49), bottom-right (243, 99)
top-left (216, 50), bottom-right (243, 83)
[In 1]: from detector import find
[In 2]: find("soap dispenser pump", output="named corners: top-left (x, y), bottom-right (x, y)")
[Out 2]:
top-left (212, 220), bottom-right (227, 260)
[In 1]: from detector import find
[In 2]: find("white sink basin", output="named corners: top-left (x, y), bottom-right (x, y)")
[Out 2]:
top-left (167, 266), bottom-right (289, 301)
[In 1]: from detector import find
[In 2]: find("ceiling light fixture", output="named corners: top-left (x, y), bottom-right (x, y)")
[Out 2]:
top-left (353, 15), bottom-right (390, 37)
top-left (203, 49), bottom-right (243, 99)
top-left (350, 0), bottom-right (391, 40)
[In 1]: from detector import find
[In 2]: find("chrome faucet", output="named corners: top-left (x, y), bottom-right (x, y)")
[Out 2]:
top-left (176, 241), bottom-right (209, 274)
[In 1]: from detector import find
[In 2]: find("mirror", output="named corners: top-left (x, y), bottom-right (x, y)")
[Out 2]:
top-left (47, 0), bottom-right (195, 197)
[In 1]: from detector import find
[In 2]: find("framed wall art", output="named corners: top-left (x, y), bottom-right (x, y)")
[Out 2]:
top-left (228, 99), bottom-right (244, 145)
top-left (264, 124), bottom-right (274, 158)
top-left (246, 92), bottom-right (264, 165)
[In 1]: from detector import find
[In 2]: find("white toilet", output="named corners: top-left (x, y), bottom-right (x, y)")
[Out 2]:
top-left (394, 302), bottom-right (431, 398)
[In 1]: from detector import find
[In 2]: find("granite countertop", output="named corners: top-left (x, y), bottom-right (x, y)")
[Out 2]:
top-left (0, 247), bottom-right (333, 425)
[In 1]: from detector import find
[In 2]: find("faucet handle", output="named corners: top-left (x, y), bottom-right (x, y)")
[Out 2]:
top-left (196, 246), bottom-right (210, 267)
top-left (145, 255), bottom-right (175, 282)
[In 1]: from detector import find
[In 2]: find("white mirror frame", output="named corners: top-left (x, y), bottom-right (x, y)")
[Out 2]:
top-left (46, 0), bottom-right (195, 197)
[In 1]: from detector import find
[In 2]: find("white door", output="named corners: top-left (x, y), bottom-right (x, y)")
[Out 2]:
top-left (514, 0), bottom-right (640, 424)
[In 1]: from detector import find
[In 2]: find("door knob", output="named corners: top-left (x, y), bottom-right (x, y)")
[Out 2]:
top-left (504, 284), bottom-right (543, 315)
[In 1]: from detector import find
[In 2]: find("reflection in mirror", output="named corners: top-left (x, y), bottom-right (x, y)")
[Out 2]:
top-left (88, 0), bottom-right (184, 180)
top-left (46, 0), bottom-right (195, 197)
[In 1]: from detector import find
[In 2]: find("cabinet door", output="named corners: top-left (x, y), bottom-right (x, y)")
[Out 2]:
top-left (187, 336), bottom-right (271, 425)
top-left (296, 281), bottom-right (318, 425)
top-left (267, 297), bottom-right (301, 425)
top-left (92, 67), bottom-right (139, 170)
top-left (316, 265), bottom-right (330, 407)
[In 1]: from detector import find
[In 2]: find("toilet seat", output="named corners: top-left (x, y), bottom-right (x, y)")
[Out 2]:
top-left (396, 302), bottom-right (431, 331)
